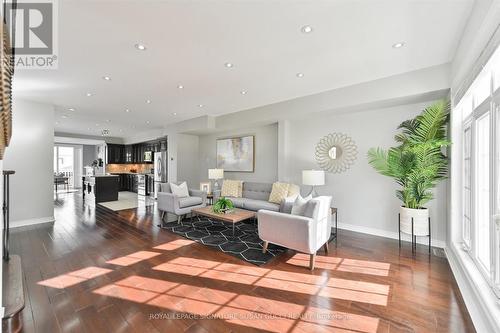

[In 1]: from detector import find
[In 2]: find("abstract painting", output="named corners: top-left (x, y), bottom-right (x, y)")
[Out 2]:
top-left (216, 135), bottom-right (254, 172)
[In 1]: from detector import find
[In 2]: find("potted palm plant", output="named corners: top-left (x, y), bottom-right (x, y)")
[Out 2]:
top-left (367, 100), bottom-right (450, 239)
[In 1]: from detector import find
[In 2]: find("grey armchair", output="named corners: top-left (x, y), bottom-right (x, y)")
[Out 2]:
top-left (157, 182), bottom-right (207, 225)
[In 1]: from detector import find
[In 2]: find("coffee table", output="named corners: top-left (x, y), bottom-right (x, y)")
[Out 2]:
top-left (192, 206), bottom-right (256, 236)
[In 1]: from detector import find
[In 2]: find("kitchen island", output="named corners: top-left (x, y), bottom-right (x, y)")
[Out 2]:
top-left (83, 175), bottom-right (119, 203)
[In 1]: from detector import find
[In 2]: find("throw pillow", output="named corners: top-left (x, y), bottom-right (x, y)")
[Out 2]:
top-left (287, 184), bottom-right (300, 198)
top-left (268, 182), bottom-right (290, 204)
top-left (171, 182), bottom-right (190, 198)
top-left (291, 194), bottom-right (313, 216)
top-left (221, 180), bottom-right (242, 197)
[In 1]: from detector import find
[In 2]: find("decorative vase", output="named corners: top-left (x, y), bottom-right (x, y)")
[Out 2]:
top-left (399, 206), bottom-right (429, 236)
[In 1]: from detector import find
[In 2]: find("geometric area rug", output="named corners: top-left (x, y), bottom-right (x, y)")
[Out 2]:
top-left (159, 216), bottom-right (286, 266)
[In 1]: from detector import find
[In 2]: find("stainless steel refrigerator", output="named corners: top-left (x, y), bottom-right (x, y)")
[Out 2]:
top-left (153, 151), bottom-right (167, 199)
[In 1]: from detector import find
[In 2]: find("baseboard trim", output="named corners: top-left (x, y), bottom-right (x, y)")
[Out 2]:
top-left (11, 216), bottom-right (55, 229)
top-left (445, 244), bottom-right (500, 333)
top-left (338, 222), bottom-right (446, 248)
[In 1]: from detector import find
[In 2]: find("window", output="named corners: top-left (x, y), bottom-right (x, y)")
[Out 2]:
top-left (463, 125), bottom-right (472, 249)
top-left (475, 112), bottom-right (491, 274)
top-left (457, 44), bottom-right (500, 296)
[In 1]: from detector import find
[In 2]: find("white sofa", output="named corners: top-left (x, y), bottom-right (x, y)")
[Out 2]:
top-left (258, 196), bottom-right (332, 270)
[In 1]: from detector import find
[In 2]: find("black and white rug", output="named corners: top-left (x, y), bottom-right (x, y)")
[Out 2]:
top-left (160, 216), bottom-right (286, 266)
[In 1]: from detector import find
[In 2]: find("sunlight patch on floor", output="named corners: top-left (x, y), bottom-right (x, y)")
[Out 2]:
top-left (38, 266), bottom-right (112, 289)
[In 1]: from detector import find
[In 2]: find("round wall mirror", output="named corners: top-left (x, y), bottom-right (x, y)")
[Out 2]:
top-left (315, 133), bottom-right (357, 173)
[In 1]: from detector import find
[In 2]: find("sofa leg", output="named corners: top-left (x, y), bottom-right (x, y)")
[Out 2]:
top-left (262, 241), bottom-right (268, 254)
top-left (309, 254), bottom-right (316, 270)
top-left (323, 242), bottom-right (329, 254)
top-left (161, 211), bottom-right (166, 221)
top-left (177, 215), bottom-right (181, 224)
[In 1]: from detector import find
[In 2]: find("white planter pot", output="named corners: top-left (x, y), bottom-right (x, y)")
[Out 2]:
top-left (399, 206), bottom-right (429, 236)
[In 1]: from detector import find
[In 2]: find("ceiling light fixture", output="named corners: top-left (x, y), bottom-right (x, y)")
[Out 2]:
top-left (61, 115), bottom-right (68, 118)
top-left (103, 76), bottom-right (111, 81)
top-left (173, 112), bottom-right (177, 116)
top-left (240, 90), bottom-right (247, 95)
top-left (301, 25), bottom-right (313, 34)
top-left (125, 108), bottom-right (130, 113)
top-left (106, 119), bottom-right (111, 123)
top-left (68, 108), bottom-right (75, 112)
top-left (198, 104), bottom-right (203, 108)
top-left (177, 85), bottom-right (184, 89)
top-left (224, 62), bottom-right (233, 68)
top-left (146, 120), bottom-right (150, 124)
top-left (135, 43), bottom-right (146, 51)
top-left (146, 99), bottom-right (151, 104)
top-left (296, 73), bottom-right (304, 78)
top-left (96, 124), bottom-right (100, 127)
top-left (55, 121), bottom-right (59, 125)
top-left (86, 92), bottom-right (93, 97)
top-left (392, 42), bottom-right (405, 49)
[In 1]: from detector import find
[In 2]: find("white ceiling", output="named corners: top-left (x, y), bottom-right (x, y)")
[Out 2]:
top-left (14, 0), bottom-right (474, 138)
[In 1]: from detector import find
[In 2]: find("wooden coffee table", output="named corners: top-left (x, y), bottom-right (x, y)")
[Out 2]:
top-left (192, 206), bottom-right (256, 236)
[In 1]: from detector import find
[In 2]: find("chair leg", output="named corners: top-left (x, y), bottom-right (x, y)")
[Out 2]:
top-left (323, 242), bottom-right (329, 253)
top-left (161, 211), bottom-right (165, 221)
top-left (262, 241), bottom-right (268, 254)
top-left (177, 215), bottom-right (181, 224)
top-left (309, 254), bottom-right (316, 270)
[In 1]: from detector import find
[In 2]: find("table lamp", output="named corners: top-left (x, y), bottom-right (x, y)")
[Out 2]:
top-left (302, 170), bottom-right (325, 197)
top-left (208, 168), bottom-right (224, 193)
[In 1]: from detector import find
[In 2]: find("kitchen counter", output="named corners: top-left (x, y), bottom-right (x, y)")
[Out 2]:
top-left (83, 175), bottom-right (119, 203)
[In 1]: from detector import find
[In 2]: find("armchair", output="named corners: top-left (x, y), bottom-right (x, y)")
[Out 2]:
top-left (157, 182), bottom-right (207, 225)
top-left (258, 196), bottom-right (332, 270)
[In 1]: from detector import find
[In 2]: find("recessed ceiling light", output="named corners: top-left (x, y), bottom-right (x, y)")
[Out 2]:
top-left (106, 119), bottom-right (111, 122)
top-left (173, 112), bottom-right (177, 116)
top-left (61, 115), bottom-right (68, 118)
top-left (86, 92), bottom-right (93, 97)
top-left (103, 76), bottom-right (111, 81)
top-left (119, 129), bottom-right (123, 132)
top-left (87, 127), bottom-right (91, 130)
top-left (146, 120), bottom-right (150, 124)
top-left (301, 25), bottom-right (313, 34)
top-left (125, 108), bottom-right (130, 113)
top-left (146, 99), bottom-right (151, 104)
top-left (95, 123), bottom-right (100, 126)
top-left (224, 62), bottom-right (233, 68)
top-left (198, 104), bottom-right (203, 108)
top-left (55, 121), bottom-right (59, 125)
top-left (392, 42), bottom-right (405, 49)
top-left (68, 108), bottom-right (75, 112)
top-left (177, 85), bottom-right (184, 89)
top-left (240, 90), bottom-right (247, 95)
top-left (135, 43), bottom-right (146, 51)
top-left (296, 72), bottom-right (304, 78)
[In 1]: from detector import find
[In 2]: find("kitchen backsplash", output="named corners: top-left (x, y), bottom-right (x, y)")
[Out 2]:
top-left (106, 164), bottom-right (153, 174)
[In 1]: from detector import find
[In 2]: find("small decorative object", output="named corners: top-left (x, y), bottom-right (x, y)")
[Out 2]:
top-left (367, 100), bottom-right (450, 253)
top-left (213, 197), bottom-right (234, 214)
top-left (217, 135), bottom-right (254, 172)
top-left (208, 168), bottom-right (224, 192)
top-left (302, 170), bottom-right (325, 197)
top-left (200, 182), bottom-right (211, 194)
top-left (315, 133), bottom-right (358, 173)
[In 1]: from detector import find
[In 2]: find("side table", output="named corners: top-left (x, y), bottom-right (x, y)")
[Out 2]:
top-left (329, 207), bottom-right (338, 242)
top-left (207, 194), bottom-right (214, 205)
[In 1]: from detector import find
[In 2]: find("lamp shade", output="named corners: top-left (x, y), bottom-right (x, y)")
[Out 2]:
top-left (208, 168), bottom-right (224, 180)
top-left (302, 170), bottom-right (325, 186)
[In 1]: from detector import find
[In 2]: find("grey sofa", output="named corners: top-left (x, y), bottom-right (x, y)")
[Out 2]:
top-left (213, 181), bottom-right (291, 212)
top-left (157, 182), bottom-right (207, 224)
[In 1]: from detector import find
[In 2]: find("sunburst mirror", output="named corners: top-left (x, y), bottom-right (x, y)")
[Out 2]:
top-left (315, 133), bottom-right (358, 173)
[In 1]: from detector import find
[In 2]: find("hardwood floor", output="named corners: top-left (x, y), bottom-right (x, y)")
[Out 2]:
top-left (10, 192), bottom-right (475, 333)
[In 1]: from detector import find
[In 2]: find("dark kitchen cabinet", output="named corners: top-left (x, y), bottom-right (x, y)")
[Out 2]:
top-left (107, 144), bottom-right (123, 164)
top-left (106, 140), bottom-right (161, 164)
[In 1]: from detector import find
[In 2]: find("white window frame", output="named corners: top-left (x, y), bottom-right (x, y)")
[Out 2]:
top-left (457, 48), bottom-right (500, 298)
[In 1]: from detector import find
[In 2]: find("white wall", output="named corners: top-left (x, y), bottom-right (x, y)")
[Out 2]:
top-left (283, 101), bottom-right (447, 246)
top-left (198, 124), bottom-right (278, 183)
top-left (176, 134), bottom-right (200, 188)
top-left (3, 99), bottom-right (55, 227)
